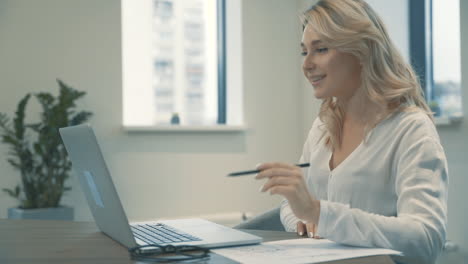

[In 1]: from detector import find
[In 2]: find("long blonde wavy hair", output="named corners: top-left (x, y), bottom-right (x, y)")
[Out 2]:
top-left (302, 0), bottom-right (433, 150)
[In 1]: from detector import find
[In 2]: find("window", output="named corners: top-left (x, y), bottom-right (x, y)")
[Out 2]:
top-left (122, 0), bottom-right (243, 129)
top-left (410, 0), bottom-right (463, 118)
top-left (152, 0), bottom-right (219, 125)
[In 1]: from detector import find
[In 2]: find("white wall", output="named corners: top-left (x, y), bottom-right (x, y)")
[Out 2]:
top-left (0, 0), bottom-right (303, 221)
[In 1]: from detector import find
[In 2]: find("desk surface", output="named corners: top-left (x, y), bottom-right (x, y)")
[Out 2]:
top-left (0, 219), bottom-right (394, 264)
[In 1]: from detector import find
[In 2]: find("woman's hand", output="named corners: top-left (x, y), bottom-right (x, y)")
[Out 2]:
top-left (256, 162), bottom-right (320, 224)
top-left (297, 221), bottom-right (322, 239)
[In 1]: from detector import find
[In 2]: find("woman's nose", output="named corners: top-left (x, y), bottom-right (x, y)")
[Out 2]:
top-left (303, 56), bottom-right (316, 71)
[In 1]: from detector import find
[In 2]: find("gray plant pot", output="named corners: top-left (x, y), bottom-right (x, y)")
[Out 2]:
top-left (7, 206), bottom-right (74, 221)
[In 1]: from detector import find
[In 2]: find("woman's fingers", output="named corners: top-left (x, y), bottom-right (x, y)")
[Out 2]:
top-left (255, 167), bottom-right (299, 180)
top-left (260, 176), bottom-right (298, 192)
top-left (312, 223), bottom-right (317, 238)
top-left (257, 162), bottom-right (298, 171)
top-left (297, 222), bottom-right (323, 238)
top-left (311, 224), bottom-right (322, 239)
top-left (255, 162), bottom-right (302, 179)
top-left (305, 222), bottom-right (315, 238)
top-left (296, 221), bottom-right (307, 236)
top-left (254, 161), bottom-right (318, 224)
top-left (302, 222), bottom-right (322, 239)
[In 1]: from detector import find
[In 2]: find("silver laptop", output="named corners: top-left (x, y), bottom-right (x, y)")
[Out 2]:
top-left (59, 124), bottom-right (262, 251)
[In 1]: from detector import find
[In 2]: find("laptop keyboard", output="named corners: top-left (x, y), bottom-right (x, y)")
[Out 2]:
top-left (131, 223), bottom-right (202, 245)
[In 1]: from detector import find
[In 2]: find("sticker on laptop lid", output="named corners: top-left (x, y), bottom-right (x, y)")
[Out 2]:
top-left (83, 170), bottom-right (105, 208)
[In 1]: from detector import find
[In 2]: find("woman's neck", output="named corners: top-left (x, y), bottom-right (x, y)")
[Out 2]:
top-left (338, 88), bottom-right (385, 126)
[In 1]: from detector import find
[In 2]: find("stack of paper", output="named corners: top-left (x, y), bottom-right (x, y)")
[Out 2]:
top-left (212, 238), bottom-right (402, 264)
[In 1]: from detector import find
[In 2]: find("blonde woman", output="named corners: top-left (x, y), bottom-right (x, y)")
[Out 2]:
top-left (255, 0), bottom-right (448, 263)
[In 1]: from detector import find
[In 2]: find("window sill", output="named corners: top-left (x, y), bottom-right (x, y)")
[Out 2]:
top-left (123, 124), bottom-right (248, 133)
top-left (434, 115), bottom-right (464, 126)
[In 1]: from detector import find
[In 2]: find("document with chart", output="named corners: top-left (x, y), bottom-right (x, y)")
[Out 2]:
top-left (212, 238), bottom-right (402, 264)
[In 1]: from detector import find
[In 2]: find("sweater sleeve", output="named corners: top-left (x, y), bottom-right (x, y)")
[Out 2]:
top-left (315, 137), bottom-right (448, 264)
top-left (280, 199), bottom-right (301, 232)
top-left (280, 118), bottom-right (321, 232)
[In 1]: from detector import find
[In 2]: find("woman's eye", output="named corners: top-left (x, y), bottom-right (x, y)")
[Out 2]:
top-left (301, 51), bottom-right (308, 56)
top-left (316, 47), bottom-right (328, 53)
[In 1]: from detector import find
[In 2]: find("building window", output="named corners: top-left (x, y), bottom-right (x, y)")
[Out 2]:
top-left (122, 0), bottom-right (242, 128)
top-left (410, 0), bottom-right (463, 118)
top-left (152, 0), bottom-right (222, 125)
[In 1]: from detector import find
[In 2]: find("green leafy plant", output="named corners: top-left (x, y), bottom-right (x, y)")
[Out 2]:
top-left (0, 79), bottom-right (93, 209)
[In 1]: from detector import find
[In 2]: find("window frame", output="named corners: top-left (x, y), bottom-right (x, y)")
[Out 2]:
top-left (409, 0), bottom-right (434, 101)
top-left (409, 0), bottom-right (463, 125)
top-left (217, 0), bottom-right (227, 124)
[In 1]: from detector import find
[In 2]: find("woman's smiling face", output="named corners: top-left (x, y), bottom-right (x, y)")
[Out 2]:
top-left (301, 25), bottom-right (362, 100)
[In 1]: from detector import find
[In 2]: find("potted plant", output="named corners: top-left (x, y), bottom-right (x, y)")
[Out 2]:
top-left (0, 79), bottom-right (93, 220)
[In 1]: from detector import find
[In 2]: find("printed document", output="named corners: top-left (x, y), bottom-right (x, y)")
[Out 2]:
top-left (212, 238), bottom-right (402, 264)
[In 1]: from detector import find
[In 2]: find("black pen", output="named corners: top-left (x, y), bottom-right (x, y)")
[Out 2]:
top-left (227, 163), bottom-right (310, 177)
